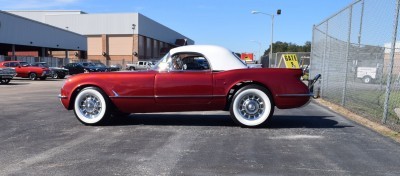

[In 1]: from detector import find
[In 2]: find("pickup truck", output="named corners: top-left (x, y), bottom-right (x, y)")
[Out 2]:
top-left (0, 67), bottom-right (16, 84)
top-left (126, 61), bottom-right (154, 71)
top-left (357, 67), bottom-right (378, 84)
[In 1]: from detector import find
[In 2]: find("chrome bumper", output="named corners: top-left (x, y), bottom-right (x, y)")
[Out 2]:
top-left (58, 94), bottom-right (67, 99)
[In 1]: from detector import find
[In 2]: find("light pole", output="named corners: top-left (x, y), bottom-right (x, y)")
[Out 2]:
top-left (132, 24), bottom-right (136, 64)
top-left (251, 9), bottom-right (281, 61)
top-left (250, 40), bottom-right (261, 63)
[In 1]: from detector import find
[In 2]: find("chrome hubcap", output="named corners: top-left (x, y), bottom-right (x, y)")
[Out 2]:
top-left (238, 93), bottom-right (264, 120)
top-left (78, 94), bottom-right (102, 119)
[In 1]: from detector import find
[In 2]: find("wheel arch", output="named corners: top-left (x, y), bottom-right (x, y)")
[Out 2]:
top-left (224, 80), bottom-right (275, 111)
top-left (68, 84), bottom-right (111, 110)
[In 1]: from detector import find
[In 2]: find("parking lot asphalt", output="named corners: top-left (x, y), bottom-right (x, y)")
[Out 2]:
top-left (1, 78), bottom-right (400, 176)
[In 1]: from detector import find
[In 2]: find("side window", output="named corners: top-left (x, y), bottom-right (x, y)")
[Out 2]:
top-left (3, 63), bottom-right (10, 67)
top-left (170, 53), bottom-right (210, 71)
top-left (139, 62), bottom-right (144, 66)
top-left (9, 62), bottom-right (19, 67)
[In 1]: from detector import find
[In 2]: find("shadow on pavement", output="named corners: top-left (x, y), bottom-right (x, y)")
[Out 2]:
top-left (269, 115), bottom-right (353, 129)
top-left (105, 114), bottom-right (353, 129)
top-left (0, 82), bottom-right (30, 86)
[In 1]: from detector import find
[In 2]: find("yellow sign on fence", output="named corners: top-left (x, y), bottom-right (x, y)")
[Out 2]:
top-left (278, 54), bottom-right (300, 68)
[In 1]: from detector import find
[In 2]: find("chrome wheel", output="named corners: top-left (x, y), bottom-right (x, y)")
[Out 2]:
top-left (78, 94), bottom-right (102, 119)
top-left (74, 87), bottom-right (109, 125)
top-left (230, 85), bottom-right (274, 127)
top-left (238, 93), bottom-right (265, 120)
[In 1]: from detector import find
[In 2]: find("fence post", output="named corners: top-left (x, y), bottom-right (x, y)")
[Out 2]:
top-left (322, 22), bottom-right (330, 98)
top-left (341, 5), bottom-right (353, 106)
top-left (382, 0), bottom-right (400, 124)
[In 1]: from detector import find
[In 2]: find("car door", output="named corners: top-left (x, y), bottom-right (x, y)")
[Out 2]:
top-left (154, 53), bottom-right (213, 105)
top-left (9, 62), bottom-right (26, 77)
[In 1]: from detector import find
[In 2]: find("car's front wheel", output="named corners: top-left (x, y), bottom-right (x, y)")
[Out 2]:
top-left (74, 87), bottom-right (111, 125)
top-left (230, 85), bottom-right (274, 127)
top-left (0, 79), bottom-right (11, 84)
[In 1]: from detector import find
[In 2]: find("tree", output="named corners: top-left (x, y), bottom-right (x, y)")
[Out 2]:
top-left (263, 41), bottom-right (311, 56)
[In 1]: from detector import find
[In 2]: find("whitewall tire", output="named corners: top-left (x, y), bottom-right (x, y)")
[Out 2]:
top-left (230, 85), bottom-right (274, 127)
top-left (74, 87), bottom-right (110, 125)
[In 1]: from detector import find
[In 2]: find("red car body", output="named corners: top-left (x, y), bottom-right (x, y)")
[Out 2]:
top-left (59, 45), bottom-right (318, 127)
top-left (0, 61), bottom-right (51, 80)
top-left (60, 69), bottom-right (309, 112)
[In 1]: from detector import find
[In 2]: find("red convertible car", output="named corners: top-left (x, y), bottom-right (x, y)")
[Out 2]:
top-left (59, 45), bottom-right (320, 127)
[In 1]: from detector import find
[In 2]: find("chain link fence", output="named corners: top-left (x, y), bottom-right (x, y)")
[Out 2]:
top-left (311, 0), bottom-right (400, 131)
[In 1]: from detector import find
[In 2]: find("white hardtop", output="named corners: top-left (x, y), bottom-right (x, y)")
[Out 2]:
top-left (169, 45), bottom-right (247, 71)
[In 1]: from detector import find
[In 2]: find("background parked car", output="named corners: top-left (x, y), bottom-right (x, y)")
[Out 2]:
top-left (63, 62), bottom-right (109, 75)
top-left (0, 67), bottom-right (17, 84)
top-left (31, 62), bottom-right (69, 79)
top-left (110, 64), bottom-right (122, 71)
top-left (0, 61), bottom-right (51, 80)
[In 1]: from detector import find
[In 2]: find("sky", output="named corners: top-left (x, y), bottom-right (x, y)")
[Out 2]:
top-left (1, 0), bottom-right (354, 55)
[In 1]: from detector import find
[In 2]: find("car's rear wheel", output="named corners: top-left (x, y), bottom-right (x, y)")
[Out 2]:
top-left (74, 87), bottom-right (111, 125)
top-left (29, 73), bottom-right (37, 80)
top-left (230, 85), bottom-right (274, 127)
top-left (52, 73), bottom-right (59, 79)
top-left (129, 67), bottom-right (135, 71)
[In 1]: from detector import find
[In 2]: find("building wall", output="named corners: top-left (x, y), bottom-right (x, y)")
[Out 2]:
top-left (138, 14), bottom-right (194, 45)
top-left (87, 36), bottom-right (102, 56)
top-left (85, 34), bottom-right (175, 63)
top-left (6, 10), bottom-right (85, 23)
top-left (5, 11), bottom-right (193, 64)
top-left (0, 11), bottom-right (87, 51)
top-left (45, 13), bottom-right (139, 35)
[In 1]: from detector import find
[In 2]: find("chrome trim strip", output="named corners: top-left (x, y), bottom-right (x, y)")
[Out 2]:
top-left (109, 96), bottom-right (154, 98)
top-left (276, 94), bottom-right (314, 97)
top-left (155, 95), bottom-right (219, 98)
top-left (112, 90), bottom-right (119, 97)
top-left (58, 94), bottom-right (68, 99)
top-left (109, 95), bottom-right (226, 98)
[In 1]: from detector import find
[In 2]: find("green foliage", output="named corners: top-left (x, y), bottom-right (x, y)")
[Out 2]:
top-left (264, 41), bottom-right (311, 56)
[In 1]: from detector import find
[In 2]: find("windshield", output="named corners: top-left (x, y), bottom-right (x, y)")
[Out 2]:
top-left (232, 52), bottom-right (247, 66)
top-left (33, 63), bottom-right (49, 67)
top-left (152, 53), bottom-right (170, 71)
top-left (20, 62), bottom-right (30, 67)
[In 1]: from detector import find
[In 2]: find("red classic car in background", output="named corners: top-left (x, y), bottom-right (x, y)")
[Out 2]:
top-left (59, 45), bottom-right (320, 127)
top-left (0, 61), bottom-right (51, 80)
